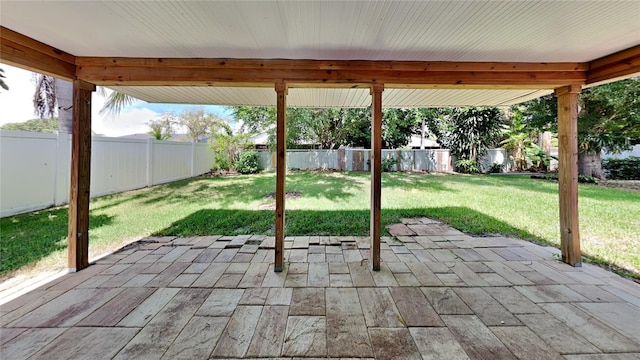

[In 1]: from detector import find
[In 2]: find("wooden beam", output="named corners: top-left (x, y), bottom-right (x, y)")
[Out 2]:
top-left (68, 80), bottom-right (96, 272)
top-left (0, 26), bottom-right (76, 80)
top-left (587, 45), bottom-right (640, 85)
top-left (75, 65), bottom-right (585, 87)
top-left (555, 84), bottom-right (582, 267)
top-left (370, 84), bottom-right (384, 271)
top-left (274, 82), bottom-right (287, 272)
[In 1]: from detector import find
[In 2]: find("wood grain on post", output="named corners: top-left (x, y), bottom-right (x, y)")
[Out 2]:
top-left (370, 84), bottom-right (384, 271)
top-left (275, 82), bottom-right (287, 272)
top-left (555, 84), bottom-right (582, 267)
top-left (68, 80), bottom-right (95, 271)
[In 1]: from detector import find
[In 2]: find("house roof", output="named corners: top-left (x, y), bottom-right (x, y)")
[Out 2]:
top-left (1, 1), bottom-right (639, 107)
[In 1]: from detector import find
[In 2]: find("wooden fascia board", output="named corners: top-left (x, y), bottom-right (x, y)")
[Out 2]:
top-left (587, 45), bottom-right (640, 85)
top-left (0, 26), bottom-right (76, 80)
top-left (76, 57), bottom-right (586, 87)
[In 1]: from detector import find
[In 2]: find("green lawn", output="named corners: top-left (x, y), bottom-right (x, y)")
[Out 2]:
top-left (1, 171), bottom-right (639, 280)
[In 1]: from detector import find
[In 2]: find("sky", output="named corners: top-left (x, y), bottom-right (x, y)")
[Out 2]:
top-left (0, 64), bottom-right (232, 137)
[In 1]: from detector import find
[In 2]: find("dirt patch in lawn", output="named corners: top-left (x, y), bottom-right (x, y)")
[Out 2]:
top-left (263, 191), bottom-right (302, 199)
top-left (598, 180), bottom-right (640, 192)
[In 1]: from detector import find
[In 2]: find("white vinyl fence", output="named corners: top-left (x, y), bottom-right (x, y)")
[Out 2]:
top-left (602, 145), bottom-right (640, 159)
top-left (0, 131), bottom-right (214, 217)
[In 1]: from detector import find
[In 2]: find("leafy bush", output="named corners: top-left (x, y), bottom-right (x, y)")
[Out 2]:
top-left (367, 157), bottom-right (399, 172)
top-left (489, 162), bottom-right (504, 173)
top-left (526, 144), bottom-right (556, 172)
top-left (603, 157), bottom-right (640, 180)
top-left (532, 173), bottom-right (598, 184)
top-left (235, 150), bottom-right (260, 174)
top-left (455, 159), bottom-right (481, 174)
top-left (382, 157), bottom-right (398, 172)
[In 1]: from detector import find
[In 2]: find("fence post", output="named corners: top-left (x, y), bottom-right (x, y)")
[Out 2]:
top-left (147, 138), bottom-right (154, 187)
top-left (191, 142), bottom-right (196, 177)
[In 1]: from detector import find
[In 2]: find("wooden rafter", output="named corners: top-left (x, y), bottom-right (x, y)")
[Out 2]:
top-left (0, 26), bottom-right (76, 80)
top-left (587, 45), bottom-right (640, 85)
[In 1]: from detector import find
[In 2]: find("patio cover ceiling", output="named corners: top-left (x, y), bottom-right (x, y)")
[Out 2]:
top-left (1, 0), bottom-right (639, 107)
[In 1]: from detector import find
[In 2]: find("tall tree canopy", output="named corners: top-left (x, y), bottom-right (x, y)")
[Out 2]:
top-left (436, 107), bottom-right (504, 162)
top-left (518, 77), bottom-right (640, 177)
top-left (228, 106), bottom-right (432, 149)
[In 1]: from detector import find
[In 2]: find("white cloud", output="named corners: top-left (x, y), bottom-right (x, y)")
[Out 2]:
top-left (0, 64), bottom-right (162, 136)
top-left (0, 65), bottom-right (36, 125)
top-left (93, 107), bottom-right (160, 137)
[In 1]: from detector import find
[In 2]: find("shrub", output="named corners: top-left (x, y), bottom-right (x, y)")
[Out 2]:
top-left (489, 162), bottom-right (504, 173)
top-left (381, 157), bottom-right (398, 172)
top-left (455, 159), bottom-right (481, 174)
top-left (602, 157), bottom-right (640, 180)
top-left (236, 150), bottom-right (260, 174)
top-left (366, 157), bottom-right (399, 172)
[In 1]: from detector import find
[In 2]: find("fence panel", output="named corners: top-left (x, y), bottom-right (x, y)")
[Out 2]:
top-left (0, 131), bottom-right (59, 217)
top-left (151, 141), bottom-right (193, 185)
top-left (91, 137), bottom-right (148, 197)
top-left (1, 131), bottom-right (215, 217)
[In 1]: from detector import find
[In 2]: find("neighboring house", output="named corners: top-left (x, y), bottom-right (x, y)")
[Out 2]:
top-left (249, 132), bottom-right (270, 149)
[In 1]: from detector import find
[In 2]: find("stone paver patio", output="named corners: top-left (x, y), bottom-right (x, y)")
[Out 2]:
top-left (1, 218), bottom-right (639, 359)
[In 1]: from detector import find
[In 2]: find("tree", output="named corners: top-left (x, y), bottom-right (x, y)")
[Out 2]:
top-left (175, 108), bottom-right (224, 142)
top-left (1, 118), bottom-right (59, 133)
top-left (438, 107), bottom-right (504, 162)
top-left (32, 75), bottom-right (137, 133)
top-left (209, 121), bottom-right (252, 170)
top-left (228, 106), bottom-right (428, 150)
top-left (148, 113), bottom-right (175, 140)
top-left (501, 107), bottom-right (535, 171)
top-left (519, 78), bottom-right (640, 178)
top-left (0, 68), bottom-right (8, 92)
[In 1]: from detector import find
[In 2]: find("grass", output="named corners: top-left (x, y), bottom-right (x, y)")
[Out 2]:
top-left (1, 171), bottom-right (639, 280)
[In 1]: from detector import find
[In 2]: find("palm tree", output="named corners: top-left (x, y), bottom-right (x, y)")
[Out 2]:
top-left (0, 68), bottom-right (8, 91)
top-left (32, 74), bottom-right (136, 133)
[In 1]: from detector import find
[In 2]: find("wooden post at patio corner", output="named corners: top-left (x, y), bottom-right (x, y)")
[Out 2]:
top-left (370, 84), bottom-right (384, 271)
top-left (274, 81), bottom-right (288, 272)
top-left (68, 80), bottom-right (95, 272)
top-left (555, 84), bottom-right (582, 267)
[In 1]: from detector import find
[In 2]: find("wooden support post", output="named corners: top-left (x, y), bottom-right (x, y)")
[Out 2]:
top-left (274, 82), bottom-right (287, 272)
top-left (370, 84), bottom-right (384, 271)
top-left (555, 84), bottom-right (582, 267)
top-left (68, 80), bottom-right (95, 272)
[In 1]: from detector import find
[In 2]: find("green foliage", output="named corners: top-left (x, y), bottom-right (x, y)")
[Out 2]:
top-left (526, 144), bottom-right (556, 172)
top-left (489, 162), bottom-right (504, 173)
top-left (209, 122), bottom-right (252, 171)
top-left (148, 113), bottom-right (174, 140)
top-left (98, 90), bottom-right (137, 118)
top-left (381, 157), bottom-right (398, 172)
top-left (440, 107), bottom-right (504, 161)
top-left (519, 78), bottom-right (640, 154)
top-left (228, 106), bottom-right (437, 150)
top-left (603, 157), bottom-right (640, 180)
top-left (236, 150), bottom-right (260, 174)
top-left (176, 107), bottom-right (225, 143)
top-left (534, 173), bottom-right (598, 184)
top-left (501, 108), bottom-right (535, 171)
top-left (455, 159), bottom-right (481, 174)
top-left (0, 68), bottom-right (8, 91)
top-left (1, 117), bottom-right (59, 133)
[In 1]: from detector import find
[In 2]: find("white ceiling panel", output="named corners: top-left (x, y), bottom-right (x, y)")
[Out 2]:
top-left (110, 86), bottom-right (552, 108)
top-left (1, 1), bottom-right (638, 62)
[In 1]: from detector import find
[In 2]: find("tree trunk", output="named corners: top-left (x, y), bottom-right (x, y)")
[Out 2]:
top-left (539, 131), bottom-right (552, 172)
top-left (578, 151), bottom-right (604, 178)
top-left (55, 79), bottom-right (74, 133)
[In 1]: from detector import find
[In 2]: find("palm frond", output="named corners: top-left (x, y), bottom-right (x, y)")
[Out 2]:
top-left (32, 74), bottom-right (57, 119)
top-left (99, 90), bottom-right (137, 117)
